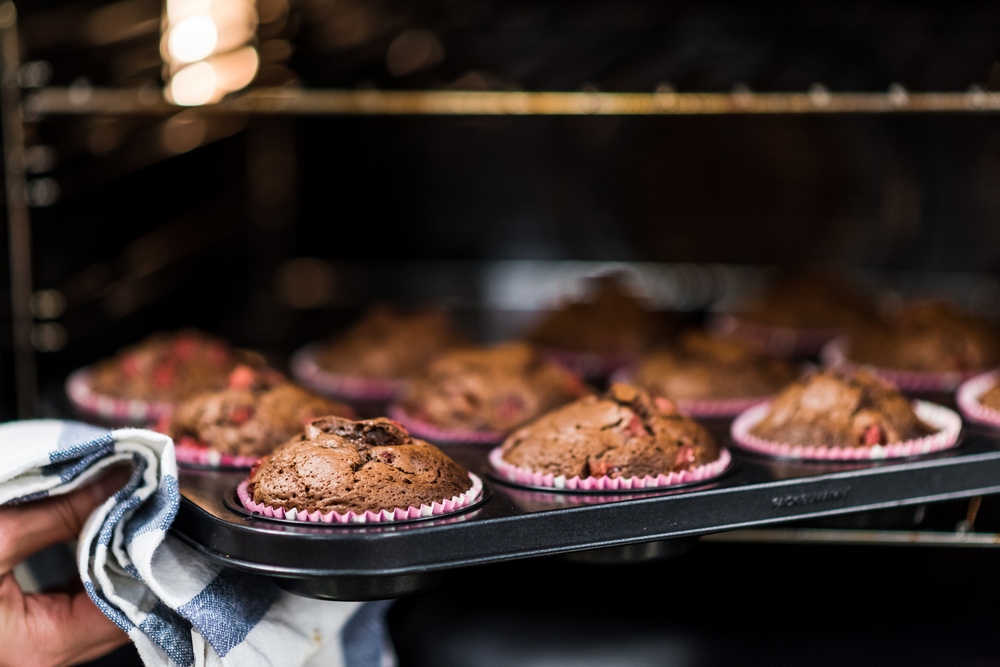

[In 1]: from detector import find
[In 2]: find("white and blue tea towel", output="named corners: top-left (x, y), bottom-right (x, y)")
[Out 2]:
top-left (0, 419), bottom-right (396, 667)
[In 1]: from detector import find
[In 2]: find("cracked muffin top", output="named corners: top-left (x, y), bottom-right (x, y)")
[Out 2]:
top-left (749, 369), bottom-right (935, 449)
top-left (87, 328), bottom-right (264, 402)
top-left (498, 383), bottom-right (720, 480)
top-left (632, 330), bottom-right (799, 401)
top-left (315, 304), bottom-right (463, 380)
top-left (400, 341), bottom-right (587, 433)
top-left (844, 300), bottom-right (1000, 373)
top-left (165, 365), bottom-right (354, 458)
top-left (248, 416), bottom-right (473, 515)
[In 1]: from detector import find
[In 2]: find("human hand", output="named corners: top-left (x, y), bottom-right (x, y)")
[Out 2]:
top-left (0, 468), bottom-right (131, 667)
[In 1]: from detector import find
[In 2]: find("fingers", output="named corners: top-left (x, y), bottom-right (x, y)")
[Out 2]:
top-left (0, 465), bottom-right (131, 574)
top-left (0, 572), bottom-right (129, 667)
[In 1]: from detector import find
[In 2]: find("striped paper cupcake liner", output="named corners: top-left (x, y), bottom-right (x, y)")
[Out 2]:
top-left (290, 343), bottom-right (407, 402)
top-left (65, 367), bottom-right (175, 426)
top-left (488, 446), bottom-right (732, 492)
top-left (387, 404), bottom-right (508, 445)
top-left (729, 400), bottom-right (962, 461)
top-left (955, 369), bottom-right (1000, 429)
top-left (237, 472), bottom-right (483, 524)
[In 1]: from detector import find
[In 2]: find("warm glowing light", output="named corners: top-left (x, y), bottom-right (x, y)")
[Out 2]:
top-left (163, 0), bottom-right (259, 105)
top-left (168, 61), bottom-right (219, 106)
top-left (212, 46), bottom-right (259, 92)
top-left (168, 15), bottom-right (218, 63)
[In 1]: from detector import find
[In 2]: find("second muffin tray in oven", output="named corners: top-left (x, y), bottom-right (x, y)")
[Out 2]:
top-left (170, 427), bottom-right (1000, 600)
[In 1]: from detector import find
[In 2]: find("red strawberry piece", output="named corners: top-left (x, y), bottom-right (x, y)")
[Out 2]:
top-left (152, 362), bottom-right (175, 388)
top-left (862, 424), bottom-right (884, 446)
top-left (588, 460), bottom-right (618, 478)
top-left (624, 413), bottom-right (647, 437)
top-left (495, 395), bottom-right (525, 421)
top-left (379, 450), bottom-right (396, 464)
top-left (673, 444), bottom-right (697, 470)
top-left (228, 365), bottom-right (256, 390)
top-left (229, 405), bottom-right (255, 425)
top-left (654, 396), bottom-right (677, 415)
top-left (120, 354), bottom-right (141, 379)
top-left (172, 336), bottom-right (199, 360)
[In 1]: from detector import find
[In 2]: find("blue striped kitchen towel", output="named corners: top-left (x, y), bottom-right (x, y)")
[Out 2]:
top-left (0, 419), bottom-right (395, 667)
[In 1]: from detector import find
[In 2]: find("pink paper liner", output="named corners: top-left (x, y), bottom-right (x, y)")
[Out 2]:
top-left (820, 335), bottom-right (979, 393)
top-left (708, 313), bottom-right (842, 358)
top-left (540, 347), bottom-right (634, 380)
top-left (387, 404), bottom-right (507, 445)
top-left (610, 367), bottom-right (774, 419)
top-left (175, 439), bottom-right (259, 469)
top-left (729, 400), bottom-right (962, 461)
top-left (488, 446), bottom-right (732, 492)
top-left (65, 366), bottom-right (174, 425)
top-left (955, 369), bottom-right (1000, 428)
top-left (237, 472), bottom-right (483, 524)
top-left (290, 343), bottom-right (407, 402)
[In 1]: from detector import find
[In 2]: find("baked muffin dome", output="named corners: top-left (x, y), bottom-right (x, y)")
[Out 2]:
top-left (632, 330), bottom-right (798, 402)
top-left (166, 366), bottom-right (353, 459)
top-left (749, 369), bottom-right (935, 449)
top-left (525, 275), bottom-right (674, 357)
top-left (315, 304), bottom-right (463, 380)
top-left (844, 300), bottom-right (1000, 373)
top-left (733, 268), bottom-right (877, 331)
top-left (980, 384), bottom-right (1000, 411)
top-left (399, 341), bottom-right (586, 433)
top-left (499, 383), bottom-right (720, 480)
top-left (87, 328), bottom-right (263, 403)
top-left (248, 416), bottom-right (473, 515)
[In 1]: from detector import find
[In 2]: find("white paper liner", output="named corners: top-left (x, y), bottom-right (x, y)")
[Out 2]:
top-left (730, 400), bottom-right (962, 461)
top-left (387, 404), bottom-right (507, 445)
top-left (955, 369), bottom-right (1000, 428)
top-left (820, 335), bottom-right (977, 392)
top-left (238, 472), bottom-right (483, 524)
top-left (708, 313), bottom-right (842, 358)
top-left (174, 438), bottom-right (259, 469)
top-left (290, 342), bottom-right (407, 402)
top-left (540, 347), bottom-right (634, 380)
top-left (488, 446), bottom-right (732, 492)
top-left (65, 366), bottom-right (175, 425)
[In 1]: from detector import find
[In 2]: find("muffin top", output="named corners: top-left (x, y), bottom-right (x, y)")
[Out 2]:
top-left (87, 328), bottom-right (264, 402)
top-left (632, 330), bottom-right (799, 401)
top-left (734, 269), bottom-right (877, 330)
top-left (980, 383), bottom-right (1000, 411)
top-left (846, 300), bottom-right (1000, 373)
top-left (525, 275), bottom-right (674, 356)
top-left (166, 366), bottom-right (354, 458)
top-left (749, 369), bottom-right (935, 449)
top-left (316, 304), bottom-right (463, 380)
top-left (499, 383), bottom-right (720, 480)
top-left (400, 341), bottom-right (586, 433)
top-left (249, 416), bottom-right (472, 515)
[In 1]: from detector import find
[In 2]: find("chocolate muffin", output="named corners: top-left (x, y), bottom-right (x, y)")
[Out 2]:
top-left (314, 304), bottom-right (463, 381)
top-left (843, 300), bottom-right (1000, 374)
top-left (166, 366), bottom-right (354, 460)
top-left (86, 328), bottom-right (262, 403)
top-left (247, 416), bottom-right (474, 515)
top-left (732, 268), bottom-right (877, 331)
top-left (977, 383), bottom-right (1000, 411)
top-left (525, 274), bottom-right (674, 359)
top-left (399, 341), bottom-right (586, 434)
top-left (499, 383), bottom-right (721, 480)
top-left (749, 369), bottom-right (935, 449)
top-left (631, 330), bottom-right (799, 402)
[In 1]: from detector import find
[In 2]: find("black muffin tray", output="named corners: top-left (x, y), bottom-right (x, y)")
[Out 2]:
top-left (171, 420), bottom-right (1000, 601)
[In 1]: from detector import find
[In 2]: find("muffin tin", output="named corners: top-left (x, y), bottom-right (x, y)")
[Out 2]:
top-left (171, 422), bottom-right (1000, 601)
